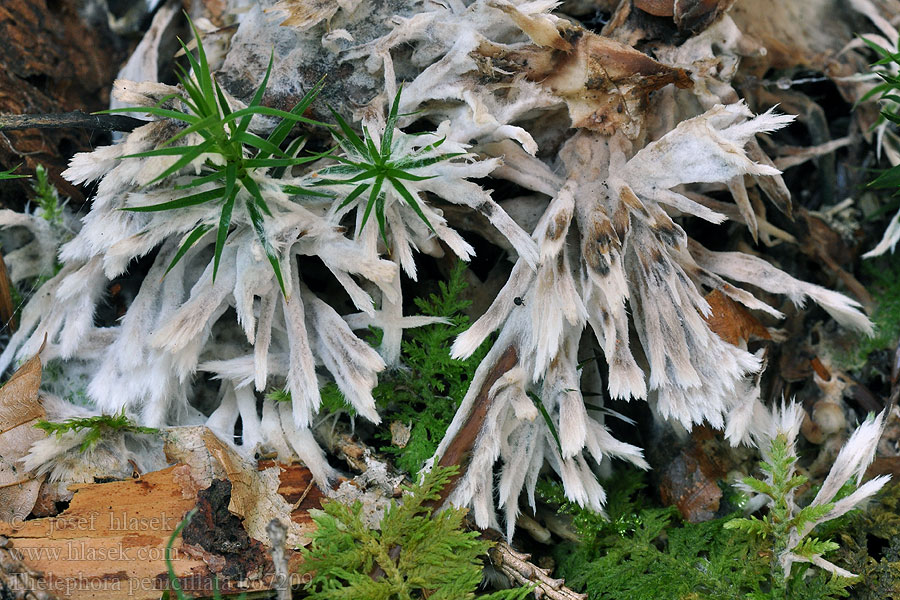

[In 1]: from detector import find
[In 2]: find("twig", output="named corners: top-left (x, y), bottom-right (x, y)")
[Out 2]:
top-left (432, 344), bottom-right (519, 506)
top-left (264, 520), bottom-right (291, 600)
top-left (291, 479), bottom-right (315, 511)
top-left (0, 252), bottom-right (15, 332)
top-left (0, 112), bottom-right (147, 133)
top-left (489, 542), bottom-right (587, 600)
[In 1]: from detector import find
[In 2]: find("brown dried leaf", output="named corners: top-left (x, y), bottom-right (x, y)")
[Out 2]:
top-left (703, 289), bottom-right (771, 346)
top-left (478, 21), bottom-right (690, 138)
top-left (659, 427), bottom-right (729, 523)
top-left (389, 421), bottom-right (411, 448)
top-left (0, 353), bottom-right (47, 524)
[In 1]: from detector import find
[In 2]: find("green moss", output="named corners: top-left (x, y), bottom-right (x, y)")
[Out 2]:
top-left (834, 481), bottom-right (900, 600)
top-left (31, 164), bottom-right (65, 226)
top-left (543, 471), bottom-right (768, 600)
top-left (301, 465), bottom-right (531, 600)
top-left (371, 261), bottom-right (491, 473)
top-left (35, 407), bottom-right (159, 452)
top-left (541, 462), bottom-right (863, 600)
top-left (837, 258), bottom-right (900, 368)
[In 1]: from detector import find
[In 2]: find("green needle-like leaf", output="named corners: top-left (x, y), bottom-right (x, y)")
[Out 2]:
top-left (315, 161), bottom-right (371, 176)
top-left (242, 156), bottom-right (320, 169)
top-left (159, 113), bottom-right (223, 148)
top-left (166, 224), bottom-right (213, 275)
top-left (0, 164), bottom-right (29, 180)
top-left (364, 130), bottom-right (381, 164)
top-left (233, 131), bottom-right (286, 159)
top-left (237, 51), bottom-right (274, 136)
top-left (213, 184), bottom-right (237, 282)
top-left (97, 105), bottom-right (201, 125)
top-left (527, 391), bottom-right (563, 455)
top-left (271, 136), bottom-right (308, 178)
top-left (375, 189), bottom-right (389, 249)
top-left (380, 85), bottom-right (403, 159)
top-left (122, 186), bottom-right (225, 212)
top-left (385, 168), bottom-right (436, 182)
top-left (240, 173), bottom-right (271, 217)
top-left (222, 105), bottom-right (326, 129)
top-left (329, 107), bottom-right (368, 155)
top-left (184, 15), bottom-right (216, 115)
top-left (282, 135), bottom-right (307, 160)
top-left (360, 174), bottom-right (385, 231)
top-left (122, 144), bottom-right (208, 159)
top-left (391, 179), bottom-right (435, 233)
top-left (265, 78), bottom-right (325, 155)
top-left (174, 67), bottom-right (207, 117)
top-left (128, 139), bottom-right (215, 187)
top-left (281, 185), bottom-right (333, 198)
top-left (394, 151), bottom-right (465, 171)
top-left (214, 80), bottom-right (233, 121)
top-left (247, 200), bottom-right (287, 297)
top-left (336, 182), bottom-right (370, 211)
top-left (332, 168), bottom-right (381, 185)
top-left (174, 169), bottom-right (225, 190)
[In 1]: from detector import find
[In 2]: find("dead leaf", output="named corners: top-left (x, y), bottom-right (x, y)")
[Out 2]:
top-left (634, 0), bottom-right (675, 17)
top-left (658, 426), bottom-right (730, 523)
top-left (390, 421), bottom-right (411, 448)
top-left (0, 353), bottom-right (47, 524)
top-left (703, 289), bottom-right (771, 346)
top-left (477, 20), bottom-right (691, 138)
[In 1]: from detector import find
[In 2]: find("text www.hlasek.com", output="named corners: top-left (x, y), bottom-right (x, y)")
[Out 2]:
top-left (15, 541), bottom-right (188, 562)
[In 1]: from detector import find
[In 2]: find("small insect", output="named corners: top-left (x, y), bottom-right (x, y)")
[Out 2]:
top-left (513, 296), bottom-right (525, 306)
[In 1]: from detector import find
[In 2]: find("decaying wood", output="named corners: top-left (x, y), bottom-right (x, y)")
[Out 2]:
top-left (0, 535), bottom-right (56, 600)
top-left (0, 428), bottom-right (324, 600)
top-left (0, 466), bottom-right (206, 600)
top-left (0, 0), bottom-right (124, 205)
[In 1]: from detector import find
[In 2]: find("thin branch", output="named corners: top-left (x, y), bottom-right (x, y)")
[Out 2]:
top-left (0, 112), bottom-right (147, 133)
top-left (489, 543), bottom-right (587, 600)
top-left (433, 344), bottom-right (519, 506)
